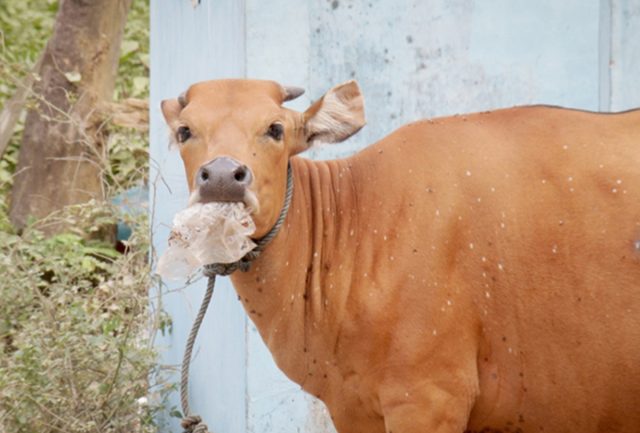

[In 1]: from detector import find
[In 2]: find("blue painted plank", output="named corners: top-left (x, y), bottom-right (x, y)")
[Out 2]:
top-left (610, 0), bottom-right (640, 110)
top-left (149, 1), bottom-right (247, 432)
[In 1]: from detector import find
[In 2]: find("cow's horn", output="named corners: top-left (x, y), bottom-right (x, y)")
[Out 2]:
top-left (177, 91), bottom-right (187, 107)
top-left (282, 86), bottom-right (305, 102)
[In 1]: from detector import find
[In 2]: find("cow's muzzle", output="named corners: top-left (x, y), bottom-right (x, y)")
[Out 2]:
top-left (195, 156), bottom-right (253, 203)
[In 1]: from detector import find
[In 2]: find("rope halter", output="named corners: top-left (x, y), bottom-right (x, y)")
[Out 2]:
top-left (179, 162), bottom-right (293, 433)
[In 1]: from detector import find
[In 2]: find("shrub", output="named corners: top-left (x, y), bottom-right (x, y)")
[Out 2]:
top-left (0, 205), bottom-right (172, 433)
top-left (0, 1), bottom-right (170, 432)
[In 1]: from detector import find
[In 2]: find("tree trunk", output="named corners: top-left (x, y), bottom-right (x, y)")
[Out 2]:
top-left (9, 0), bottom-right (132, 233)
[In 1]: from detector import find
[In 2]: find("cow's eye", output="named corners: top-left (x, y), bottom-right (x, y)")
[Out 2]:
top-left (176, 126), bottom-right (191, 143)
top-left (266, 123), bottom-right (284, 141)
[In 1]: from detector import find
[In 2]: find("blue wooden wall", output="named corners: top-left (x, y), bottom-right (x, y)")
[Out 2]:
top-left (150, 1), bottom-right (639, 431)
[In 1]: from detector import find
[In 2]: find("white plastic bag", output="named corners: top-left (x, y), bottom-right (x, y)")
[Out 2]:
top-left (157, 202), bottom-right (256, 279)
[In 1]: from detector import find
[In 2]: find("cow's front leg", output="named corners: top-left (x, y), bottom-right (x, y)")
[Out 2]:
top-left (379, 373), bottom-right (478, 433)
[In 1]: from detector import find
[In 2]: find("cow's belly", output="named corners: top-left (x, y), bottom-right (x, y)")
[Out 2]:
top-left (467, 273), bottom-right (640, 432)
top-left (468, 365), bottom-right (640, 433)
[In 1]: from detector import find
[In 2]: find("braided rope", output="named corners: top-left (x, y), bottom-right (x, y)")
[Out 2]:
top-left (179, 163), bottom-right (293, 433)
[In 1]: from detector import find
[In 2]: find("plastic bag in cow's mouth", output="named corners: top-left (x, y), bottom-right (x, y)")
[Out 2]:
top-left (157, 202), bottom-right (256, 279)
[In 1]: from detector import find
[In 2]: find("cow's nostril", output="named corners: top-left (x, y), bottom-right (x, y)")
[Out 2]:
top-left (234, 166), bottom-right (248, 183)
top-left (196, 157), bottom-right (251, 203)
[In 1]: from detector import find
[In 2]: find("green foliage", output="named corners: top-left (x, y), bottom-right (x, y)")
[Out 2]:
top-left (0, 0), bottom-right (56, 78)
top-left (0, 204), bottom-right (173, 433)
top-left (0, 0), bottom-right (170, 432)
top-left (116, 0), bottom-right (150, 101)
top-left (107, 0), bottom-right (151, 191)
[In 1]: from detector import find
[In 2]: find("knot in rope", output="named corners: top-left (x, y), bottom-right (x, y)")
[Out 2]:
top-left (202, 250), bottom-right (261, 276)
top-left (181, 415), bottom-right (210, 433)
top-left (179, 163), bottom-right (293, 432)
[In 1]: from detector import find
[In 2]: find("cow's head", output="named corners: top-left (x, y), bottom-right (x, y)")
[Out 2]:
top-left (161, 79), bottom-right (365, 237)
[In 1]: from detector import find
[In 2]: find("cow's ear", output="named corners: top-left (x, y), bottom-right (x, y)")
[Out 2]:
top-left (161, 96), bottom-right (184, 130)
top-left (302, 80), bottom-right (366, 148)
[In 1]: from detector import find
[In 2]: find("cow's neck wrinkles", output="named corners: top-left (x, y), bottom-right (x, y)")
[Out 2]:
top-left (231, 156), bottom-right (357, 385)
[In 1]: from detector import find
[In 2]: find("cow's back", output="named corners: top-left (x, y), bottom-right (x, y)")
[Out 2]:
top-left (346, 106), bottom-right (640, 432)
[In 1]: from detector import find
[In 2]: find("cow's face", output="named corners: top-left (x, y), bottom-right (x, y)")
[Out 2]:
top-left (161, 79), bottom-right (365, 237)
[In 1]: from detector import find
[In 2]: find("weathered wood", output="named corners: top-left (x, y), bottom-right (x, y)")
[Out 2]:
top-left (9, 0), bottom-right (132, 232)
top-left (101, 98), bottom-right (149, 131)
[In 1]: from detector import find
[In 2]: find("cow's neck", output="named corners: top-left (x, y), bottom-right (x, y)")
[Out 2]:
top-left (230, 156), bottom-right (357, 383)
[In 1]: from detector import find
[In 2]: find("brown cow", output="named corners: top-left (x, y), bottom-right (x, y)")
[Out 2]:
top-left (161, 79), bottom-right (640, 433)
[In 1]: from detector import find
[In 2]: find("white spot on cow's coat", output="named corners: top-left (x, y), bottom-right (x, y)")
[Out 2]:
top-left (616, 179), bottom-right (622, 185)
top-left (433, 329), bottom-right (438, 336)
top-left (634, 240), bottom-right (640, 251)
top-left (481, 256), bottom-right (487, 262)
top-left (485, 291), bottom-right (491, 299)
top-left (498, 263), bottom-right (504, 271)
top-left (541, 179), bottom-right (547, 184)
top-left (552, 245), bottom-right (558, 254)
top-left (466, 170), bottom-right (472, 176)
top-left (435, 209), bottom-right (440, 216)
top-left (612, 188), bottom-right (618, 194)
top-left (563, 145), bottom-right (569, 150)
top-left (567, 176), bottom-right (573, 182)
top-left (469, 243), bottom-right (474, 250)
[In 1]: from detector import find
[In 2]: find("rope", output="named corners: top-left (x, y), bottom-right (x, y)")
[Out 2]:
top-left (179, 163), bottom-right (293, 433)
